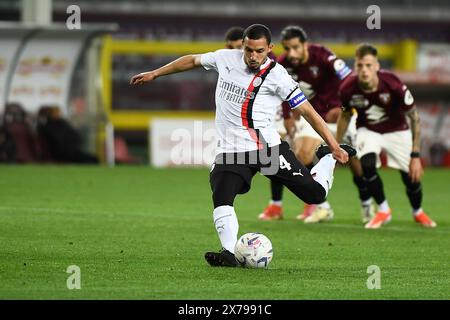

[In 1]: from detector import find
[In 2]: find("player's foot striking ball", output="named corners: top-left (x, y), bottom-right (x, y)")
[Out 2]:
top-left (204, 249), bottom-right (239, 267)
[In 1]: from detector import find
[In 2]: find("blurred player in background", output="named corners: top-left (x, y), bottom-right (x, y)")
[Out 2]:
top-left (131, 24), bottom-right (355, 267)
top-left (224, 26), bottom-right (244, 49)
top-left (259, 26), bottom-right (374, 223)
top-left (337, 43), bottom-right (437, 229)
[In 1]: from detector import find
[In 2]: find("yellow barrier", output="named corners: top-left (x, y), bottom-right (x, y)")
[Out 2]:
top-left (111, 110), bottom-right (214, 130)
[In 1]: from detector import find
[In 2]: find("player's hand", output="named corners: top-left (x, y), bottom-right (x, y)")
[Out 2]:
top-left (409, 157), bottom-right (423, 183)
top-left (130, 71), bottom-right (157, 85)
top-left (332, 147), bottom-right (349, 164)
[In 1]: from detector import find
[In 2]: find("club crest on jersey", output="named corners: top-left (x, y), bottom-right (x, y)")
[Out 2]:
top-left (309, 66), bottom-right (319, 78)
top-left (253, 76), bottom-right (262, 87)
top-left (379, 93), bottom-right (391, 105)
top-left (349, 94), bottom-right (368, 108)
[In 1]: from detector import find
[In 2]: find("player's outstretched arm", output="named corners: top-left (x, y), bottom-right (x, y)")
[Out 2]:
top-left (292, 101), bottom-right (349, 164)
top-left (336, 108), bottom-right (352, 143)
top-left (130, 54), bottom-right (202, 85)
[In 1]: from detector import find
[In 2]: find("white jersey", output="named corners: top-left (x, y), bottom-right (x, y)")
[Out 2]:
top-left (200, 49), bottom-right (307, 155)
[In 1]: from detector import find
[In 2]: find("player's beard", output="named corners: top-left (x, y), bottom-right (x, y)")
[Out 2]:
top-left (246, 64), bottom-right (260, 74)
top-left (246, 56), bottom-right (267, 73)
top-left (288, 57), bottom-right (301, 66)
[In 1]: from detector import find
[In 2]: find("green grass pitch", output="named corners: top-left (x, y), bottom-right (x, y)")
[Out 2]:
top-left (0, 165), bottom-right (449, 299)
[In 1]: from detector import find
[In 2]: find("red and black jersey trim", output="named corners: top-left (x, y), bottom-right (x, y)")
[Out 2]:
top-left (241, 60), bottom-right (277, 149)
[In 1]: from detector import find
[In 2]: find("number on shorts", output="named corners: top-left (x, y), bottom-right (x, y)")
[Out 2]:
top-left (279, 155), bottom-right (292, 171)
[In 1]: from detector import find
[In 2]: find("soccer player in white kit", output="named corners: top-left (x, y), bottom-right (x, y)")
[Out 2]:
top-left (131, 24), bottom-right (355, 267)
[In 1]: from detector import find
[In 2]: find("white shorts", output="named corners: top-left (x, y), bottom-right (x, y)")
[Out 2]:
top-left (294, 114), bottom-right (357, 146)
top-left (356, 127), bottom-right (412, 172)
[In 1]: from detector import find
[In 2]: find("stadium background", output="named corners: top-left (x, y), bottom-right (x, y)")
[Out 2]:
top-left (0, 0), bottom-right (449, 300)
top-left (0, 0), bottom-right (449, 166)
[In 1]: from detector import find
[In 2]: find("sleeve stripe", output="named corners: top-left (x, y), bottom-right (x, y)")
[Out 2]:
top-left (285, 87), bottom-right (299, 101)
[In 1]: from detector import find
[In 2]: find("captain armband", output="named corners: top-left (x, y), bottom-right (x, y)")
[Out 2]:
top-left (287, 88), bottom-right (307, 110)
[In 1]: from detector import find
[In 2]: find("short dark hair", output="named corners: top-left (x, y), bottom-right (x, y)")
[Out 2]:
top-left (355, 43), bottom-right (378, 58)
top-left (225, 26), bottom-right (244, 42)
top-left (280, 25), bottom-right (308, 43)
top-left (243, 24), bottom-right (272, 44)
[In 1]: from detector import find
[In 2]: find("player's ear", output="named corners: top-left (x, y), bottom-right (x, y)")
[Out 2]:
top-left (268, 43), bottom-right (274, 52)
top-left (302, 41), bottom-right (308, 53)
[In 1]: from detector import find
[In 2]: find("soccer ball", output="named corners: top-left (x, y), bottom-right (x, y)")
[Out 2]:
top-left (234, 233), bottom-right (273, 268)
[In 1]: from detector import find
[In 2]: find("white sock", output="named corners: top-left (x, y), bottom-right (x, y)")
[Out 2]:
top-left (317, 201), bottom-right (331, 209)
top-left (378, 200), bottom-right (390, 213)
top-left (310, 154), bottom-right (336, 197)
top-left (213, 205), bottom-right (239, 254)
top-left (413, 207), bottom-right (423, 216)
top-left (270, 200), bottom-right (282, 206)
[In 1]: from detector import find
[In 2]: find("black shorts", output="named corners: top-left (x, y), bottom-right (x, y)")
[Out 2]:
top-left (210, 141), bottom-right (320, 198)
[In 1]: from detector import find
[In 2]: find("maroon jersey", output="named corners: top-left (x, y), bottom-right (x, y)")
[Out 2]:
top-left (278, 44), bottom-right (351, 120)
top-left (339, 70), bottom-right (415, 133)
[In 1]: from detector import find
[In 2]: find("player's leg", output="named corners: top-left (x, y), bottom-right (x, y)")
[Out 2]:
top-left (383, 130), bottom-right (436, 228)
top-left (205, 164), bottom-right (255, 267)
top-left (344, 114), bottom-right (374, 223)
top-left (360, 153), bottom-right (392, 229)
top-left (399, 171), bottom-right (436, 228)
top-left (259, 114), bottom-right (288, 221)
top-left (258, 180), bottom-right (284, 220)
top-left (271, 180), bottom-right (284, 205)
top-left (349, 157), bottom-right (375, 223)
top-left (355, 128), bottom-right (392, 229)
top-left (266, 142), bottom-right (355, 215)
top-left (294, 135), bottom-right (325, 220)
top-left (295, 117), bottom-right (338, 222)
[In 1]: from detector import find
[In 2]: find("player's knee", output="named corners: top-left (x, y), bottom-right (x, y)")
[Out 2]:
top-left (302, 182), bottom-right (327, 204)
top-left (309, 189), bottom-right (327, 204)
top-left (352, 174), bottom-right (366, 188)
top-left (211, 180), bottom-right (235, 207)
top-left (212, 191), bottom-right (234, 207)
top-left (349, 158), bottom-right (364, 176)
top-left (210, 172), bottom-right (243, 208)
top-left (360, 153), bottom-right (377, 179)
